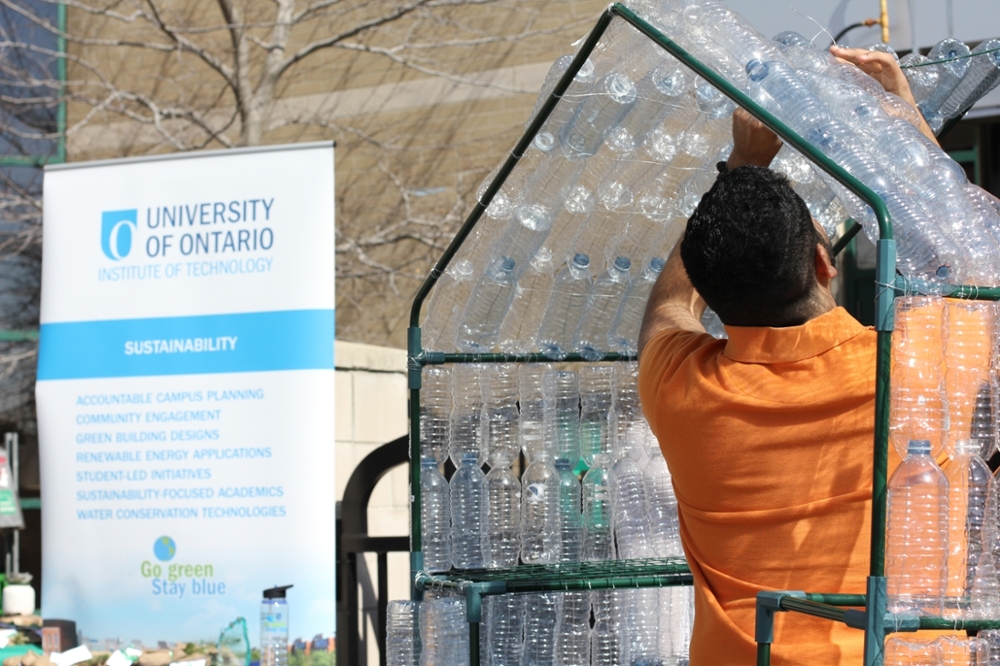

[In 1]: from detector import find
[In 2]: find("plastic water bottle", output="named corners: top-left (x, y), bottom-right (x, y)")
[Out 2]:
top-left (522, 592), bottom-right (559, 666)
top-left (420, 367), bottom-right (451, 465)
top-left (883, 635), bottom-right (942, 665)
top-left (920, 39), bottom-right (972, 126)
top-left (538, 253), bottom-right (593, 360)
top-left (612, 363), bottom-right (643, 460)
top-left (576, 256), bottom-right (632, 361)
top-left (419, 597), bottom-right (467, 666)
top-left (450, 365), bottom-right (486, 467)
top-left (483, 594), bottom-right (522, 666)
top-left (646, 451), bottom-right (681, 557)
top-left (486, 465), bottom-right (521, 569)
top-left (450, 453), bottom-right (486, 570)
top-left (938, 39), bottom-right (1000, 121)
top-left (901, 53), bottom-right (941, 108)
top-left (420, 458), bottom-right (451, 573)
top-left (590, 587), bottom-right (621, 666)
top-left (945, 439), bottom-right (994, 618)
top-left (519, 363), bottom-right (554, 464)
top-left (620, 587), bottom-right (659, 665)
top-left (485, 364), bottom-right (520, 468)
top-left (886, 439), bottom-right (949, 615)
top-left (890, 297), bottom-right (947, 460)
top-left (261, 585), bottom-right (292, 666)
top-left (456, 255), bottom-right (518, 352)
top-left (579, 365), bottom-right (614, 465)
top-left (497, 247), bottom-right (554, 354)
top-left (546, 370), bottom-right (581, 465)
top-left (583, 453), bottom-right (616, 561)
top-left (422, 259), bottom-right (475, 352)
top-left (386, 600), bottom-right (421, 666)
top-left (561, 72), bottom-right (638, 158)
top-left (554, 458), bottom-right (583, 562)
top-left (556, 589), bottom-right (591, 666)
top-left (944, 300), bottom-right (996, 457)
top-left (614, 454), bottom-right (652, 559)
top-left (521, 459), bottom-right (558, 564)
top-left (608, 257), bottom-right (665, 353)
top-left (531, 58), bottom-right (597, 151)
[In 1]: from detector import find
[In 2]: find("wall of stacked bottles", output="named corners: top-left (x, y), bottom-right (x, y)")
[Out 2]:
top-left (382, 0), bottom-right (1000, 663)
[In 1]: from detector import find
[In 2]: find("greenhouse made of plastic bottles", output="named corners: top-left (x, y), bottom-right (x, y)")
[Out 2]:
top-left (401, 2), bottom-right (1000, 665)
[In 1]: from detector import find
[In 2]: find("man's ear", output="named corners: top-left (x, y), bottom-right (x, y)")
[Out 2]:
top-left (816, 243), bottom-right (838, 286)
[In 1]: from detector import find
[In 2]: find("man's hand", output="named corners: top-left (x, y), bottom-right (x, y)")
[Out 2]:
top-left (726, 108), bottom-right (783, 170)
top-left (829, 45), bottom-right (940, 146)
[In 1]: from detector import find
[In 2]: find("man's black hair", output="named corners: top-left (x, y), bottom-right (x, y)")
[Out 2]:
top-left (680, 165), bottom-right (829, 327)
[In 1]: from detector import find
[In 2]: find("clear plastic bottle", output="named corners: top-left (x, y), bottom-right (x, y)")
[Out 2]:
top-left (450, 364), bottom-right (486, 467)
top-left (420, 457), bottom-right (451, 573)
top-left (519, 363), bottom-right (554, 464)
top-left (456, 255), bottom-right (518, 352)
top-left (422, 259), bottom-right (476, 352)
top-left (486, 465), bottom-right (521, 569)
top-left (561, 72), bottom-right (638, 158)
top-left (450, 453), bottom-right (487, 570)
top-left (483, 594), bottom-right (523, 666)
top-left (612, 362), bottom-right (643, 461)
top-left (531, 58), bottom-right (597, 151)
top-left (613, 454), bottom-right (652, 559)
top-left (583, 453), bottom-right (617, 562)
top-left (938, 39), bottom-right (1000, 121)
top-left (556, 589), bottom-right (591, 666)
top-left (883, 636), bottom-right (941, 665)
top-left (420, 367), bottom-right (451, 465)
top-left (886, 439), bottom-right (949, 615)
top-left (521, 459), bottom-right (558, 564)
top-left (579, 365), bottom-right (614, 466)
top-left (419, 597), bottom-right (467, 666)
top-left (608, 257), bottom-right (665, 354)
top-left (890, 297), bottom-right (947, 460)
top-left (920, 38), bottom-right (973, 127)
top-left (590, 587), bottom-right (621, 666)
top-left (576, 256), bottom-right (633, 361)
top-left (646, 450), bottom-right (681, 557)
top-left (900, 53), bottom-right (941, 108)
top-left (944, 300), bottom-right (996, 457)
top-left (497, 247), bottom-right (555, 354)
top-left (934, 635), bottom-right (989, 665)
top-left (546, 370), bottom-right (581, 465)
top-left (522, 592), bottom-right (560, 666)
top-left (261, 585), bottom-right (292, 666)
top-left (620, 587), bottom-right (659, 666)
top-left (484, 364), bottom-right (521, 468)
top-left (945, 439), bottom-right (995, 618)
top-left (537, 253), bottom-right (593, 360)
top-left (386, 600), bottom-right (421, 666)
top-left (554, 457), bottom-right (583, 562)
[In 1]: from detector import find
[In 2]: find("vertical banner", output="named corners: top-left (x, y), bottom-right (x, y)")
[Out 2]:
top-left (36, 143), bottom-right (335, 644)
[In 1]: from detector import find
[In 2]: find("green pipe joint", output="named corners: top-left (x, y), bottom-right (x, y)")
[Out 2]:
top-left (755, 591), bottom-right (806, 644)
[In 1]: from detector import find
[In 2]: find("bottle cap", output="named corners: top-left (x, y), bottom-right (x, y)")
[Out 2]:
top-left (906, 439), bottom-right (932, 455)
top-left (264, 584), bottom-right (293, 599)
top-left (498, 256), bottom-right (515, 273)
top-left (572, 253), bottom-right (590, 268)
top-left (460, 453), bottom-right (479, 465)
top-left (421, 457), bottom-right (437, 467)
top-left (613, 256), bottom-right (631, 272)
top-left (554, 457), bottom-right (572, 471)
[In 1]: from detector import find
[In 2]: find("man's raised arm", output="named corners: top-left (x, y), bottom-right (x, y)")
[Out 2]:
top-left (637, 109), bottom-right (782, 355)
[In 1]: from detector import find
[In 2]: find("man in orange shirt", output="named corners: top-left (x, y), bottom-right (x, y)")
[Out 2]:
top-left (637, 47), bottom-right (932, 665)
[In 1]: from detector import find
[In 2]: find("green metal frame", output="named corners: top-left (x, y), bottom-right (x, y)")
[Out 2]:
top-left (406, 4), bottom-right (1000, 666)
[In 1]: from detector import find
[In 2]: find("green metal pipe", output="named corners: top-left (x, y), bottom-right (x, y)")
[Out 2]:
top-left (608, 4), bottom-right (893, 243)
top-left (779, 597), bottom-right (850, 624)
top-left (943, 285), bottom-right (1000, 301)
top-left (469, 621), bottom-right (480, 666)
top-left (804, 593), bottom-right (866, 607)
top-left (831, 220), bottom-right (862, 258)
top-left (916, 617), bottom-right (1000, 631)
top-left (757, 643), bottom-right (771, 666)
top-left (504, 573), bottom-right (693, 593)
top-left (870, 331), bottom-right (892, 577)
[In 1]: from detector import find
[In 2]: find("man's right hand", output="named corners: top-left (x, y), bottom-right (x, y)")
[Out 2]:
top-left (726, 108), bottom-right (783, 170)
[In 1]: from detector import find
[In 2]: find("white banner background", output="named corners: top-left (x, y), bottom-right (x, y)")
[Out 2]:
top-left (36, 142), bottom-right (335, 645)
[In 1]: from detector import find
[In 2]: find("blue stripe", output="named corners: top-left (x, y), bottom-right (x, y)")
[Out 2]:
top-left (37, 310), bottom-right (334, 380)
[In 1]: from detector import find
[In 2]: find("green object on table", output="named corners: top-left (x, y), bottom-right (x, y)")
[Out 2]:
top-left (0, 645), bottom-right (43, 659)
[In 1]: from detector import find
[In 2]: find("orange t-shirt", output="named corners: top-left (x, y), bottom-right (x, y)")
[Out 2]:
top-left (638, 307), bottom-right (902, 666)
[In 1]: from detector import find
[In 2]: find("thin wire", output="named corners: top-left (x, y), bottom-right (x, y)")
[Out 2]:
top-left (901, 45), bottom-right (1000, 68)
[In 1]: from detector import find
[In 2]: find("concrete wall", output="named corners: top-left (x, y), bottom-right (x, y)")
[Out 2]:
top-left (334, 340), bottom-right (410, 666)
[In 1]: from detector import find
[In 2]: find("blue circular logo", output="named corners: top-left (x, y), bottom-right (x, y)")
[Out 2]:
top-left (153, 536), bottom-right (176, 562)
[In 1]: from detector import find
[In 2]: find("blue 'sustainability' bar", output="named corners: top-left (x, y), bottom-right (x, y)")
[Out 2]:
top-left (37, 309), bottom-right (334, 380)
